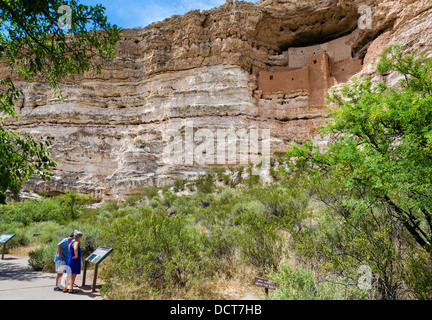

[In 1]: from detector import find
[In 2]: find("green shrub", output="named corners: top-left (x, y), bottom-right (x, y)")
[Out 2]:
top-left (195, 173), bottom-right (215, 194)
top-left (232, 200), bottom-right (265, 217)
top-left (148, 196), bottom-right (162, 209)
top-left (101, 207), bottom-right (212, 298)
top-left (211, 167), bottom-right (226, 182)
top-left (124, 193), bottom-right (145, 207)
top-left (25, 221), bottom-right (63, 244)
top-left (222, 174), bottom-right (231, 186)
top-left (0, 221), bottom-right (30, 248)
top-left (402, 249), bottom-right (432, 299)
top-left (214, 188), bottom-right (234, 204)
top-left (161, 192), bottom-right (178, 207)
top-left (143, 186), bottom-right (159, 199)
top-left (202, 223), bottom-right (238, 264)
top-left (56, 190), bottom-right (93, 222)
top-left (28, 242), bottom-right (58, 272)
top-left (268, 263), bottom-right (369, 300)
top-left (0, 198), bottom-right (64, 225)
top-left (173, 178), bottom-right (187, 192)
top-left (234, 210), bottom-right (284, 272)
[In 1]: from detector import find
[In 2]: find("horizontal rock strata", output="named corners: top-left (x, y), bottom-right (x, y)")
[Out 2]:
top-left (2, 0), bottom-right (432, 199)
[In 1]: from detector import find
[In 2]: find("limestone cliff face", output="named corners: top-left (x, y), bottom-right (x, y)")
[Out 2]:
top-left (3, 0), bottom-right (432, 199)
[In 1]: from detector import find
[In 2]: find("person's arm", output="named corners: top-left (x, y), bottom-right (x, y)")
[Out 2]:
top-left (57, 243), bottom-right (63, 259)
top-left (72, 242), bottom-right (79, 259)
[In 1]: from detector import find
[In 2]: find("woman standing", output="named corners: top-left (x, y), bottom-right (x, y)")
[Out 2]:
top-left (63, 231), bottom-right (83, 294)
top-left (53, 231), bottom-right (75, 291)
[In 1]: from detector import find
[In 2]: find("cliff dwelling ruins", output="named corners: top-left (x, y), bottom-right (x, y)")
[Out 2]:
top-left (4, 0), bottom-right (427, 199)
top-left (252, 29), bottom-right (363, 108)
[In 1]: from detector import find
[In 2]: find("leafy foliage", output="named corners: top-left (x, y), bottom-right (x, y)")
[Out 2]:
top-left (287, 45), bottom-right (432, 253)
top-left (0, 0), bottom-right (121, 202)
top-left (102, 208), bottom-right (211, 298)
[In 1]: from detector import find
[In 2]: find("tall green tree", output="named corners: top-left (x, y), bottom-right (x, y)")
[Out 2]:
top-left (0, 0), bottom-right (121, 203)
top-left (287, 45), bottom-right (432, 253)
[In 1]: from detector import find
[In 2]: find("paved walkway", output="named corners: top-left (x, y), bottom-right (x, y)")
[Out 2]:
top-left (0, 254), bottom-right (102, 300)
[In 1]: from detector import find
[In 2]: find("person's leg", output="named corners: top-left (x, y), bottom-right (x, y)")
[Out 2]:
top-left (69, 274), bottom-right (77, 292)
top-left (64, 273), bottom-right (71, 292)
top-left (54, 263), bottom-right (65, 290)
top-left (55, 272), bottom-right (62, 286)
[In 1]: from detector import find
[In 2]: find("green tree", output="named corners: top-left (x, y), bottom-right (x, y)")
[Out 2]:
top-left (287, 45), bottom-right (432, 254)
top-left (56, 190), bottom-right (92, 221)
top-left (0, 0), bottom-right (121, 203)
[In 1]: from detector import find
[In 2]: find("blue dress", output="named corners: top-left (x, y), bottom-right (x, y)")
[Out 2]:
top-left (66, 240), bottom-right (81, 274)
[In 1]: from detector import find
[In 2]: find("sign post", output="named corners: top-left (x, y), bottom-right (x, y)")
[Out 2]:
top-left (82, 246), bottom-right (113, 292)
top-left (0, 234), bottom-right (15, 260)
top-left (254, 277), bottom-right (276, 296)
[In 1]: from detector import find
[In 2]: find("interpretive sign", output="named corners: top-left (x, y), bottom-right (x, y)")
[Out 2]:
top-left (0, 233), bottom-right (15, 260)
top-left (0, 234), bottom-right (14, 243)
top-left (83, 246), bottom-right (113, 292)
top-left (85, 246), bottom-right (112, 264)
top-left (254, 277), bottom-right (276, 295)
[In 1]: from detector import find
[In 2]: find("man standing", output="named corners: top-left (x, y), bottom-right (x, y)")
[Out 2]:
top-left (53, 231), bottom-right (75, 291)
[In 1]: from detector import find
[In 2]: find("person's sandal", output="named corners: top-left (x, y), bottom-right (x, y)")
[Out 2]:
top-left (69, 290), bottom-right (79, 294)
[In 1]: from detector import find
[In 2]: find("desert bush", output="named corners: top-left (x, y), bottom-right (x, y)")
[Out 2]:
top-left (28, 241), bottom-right (58, 272)
top-left (148, 196), bottom-right (162, 209)
top-left (25, 221), bottom-right (63, 244)
top-left (195, 172), bottom-right (216, 194)
top-left (234, 210), bottom-right (285, 272)
top-left (124, 193), bottom-right (145, 207)
top-left (244, 165), bottom-right (260, 187)
top-left (173, 178), bottom-right (187, 192)
top-left (101, 207), bottom-right (213, 298)
top-left (0, 198), bottom-right (64, 225)
top-left (0, 221), bottom-right (30, 248)
top-left (211, 167), bottom-right (226, 182)
top-left (161, 191), bottom-right (178, 207)
top-left (214, 188), bottom-right (234, 204)
top-left (202, 223), bottom-right (238, 265)
top-left (268, 263), bottom-right (368, 300)
top-left (402, 249), bottom-right (432, 299)
top-left (56, 190), bottom-right (93, 222)
top-left (143, 186), bottom-right (159, 199)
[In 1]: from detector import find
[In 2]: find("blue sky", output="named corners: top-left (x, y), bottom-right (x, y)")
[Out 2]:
top-left (80, 0), bottom-right (258, 29)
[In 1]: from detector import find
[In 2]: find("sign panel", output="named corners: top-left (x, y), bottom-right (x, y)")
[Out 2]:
top-left (0, 234), bottom-right (15, 243)
top-left (85, 246), bottom-right (112, 264)
top-left (254, 277), bottom-right (276, 290)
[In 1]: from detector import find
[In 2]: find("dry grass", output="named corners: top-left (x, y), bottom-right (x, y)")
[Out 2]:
top-left (10, 244), bottom-right (42, 257)
top-left (101, 254), bottom-right (265, 300)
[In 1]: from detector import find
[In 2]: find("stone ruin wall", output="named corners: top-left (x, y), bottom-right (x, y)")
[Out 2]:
top-left (253, 29), bottom-right (363, 111)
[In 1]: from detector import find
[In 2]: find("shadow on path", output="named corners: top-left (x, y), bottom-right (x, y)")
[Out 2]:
top-left (0, 254), bottom-right (102, 300)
